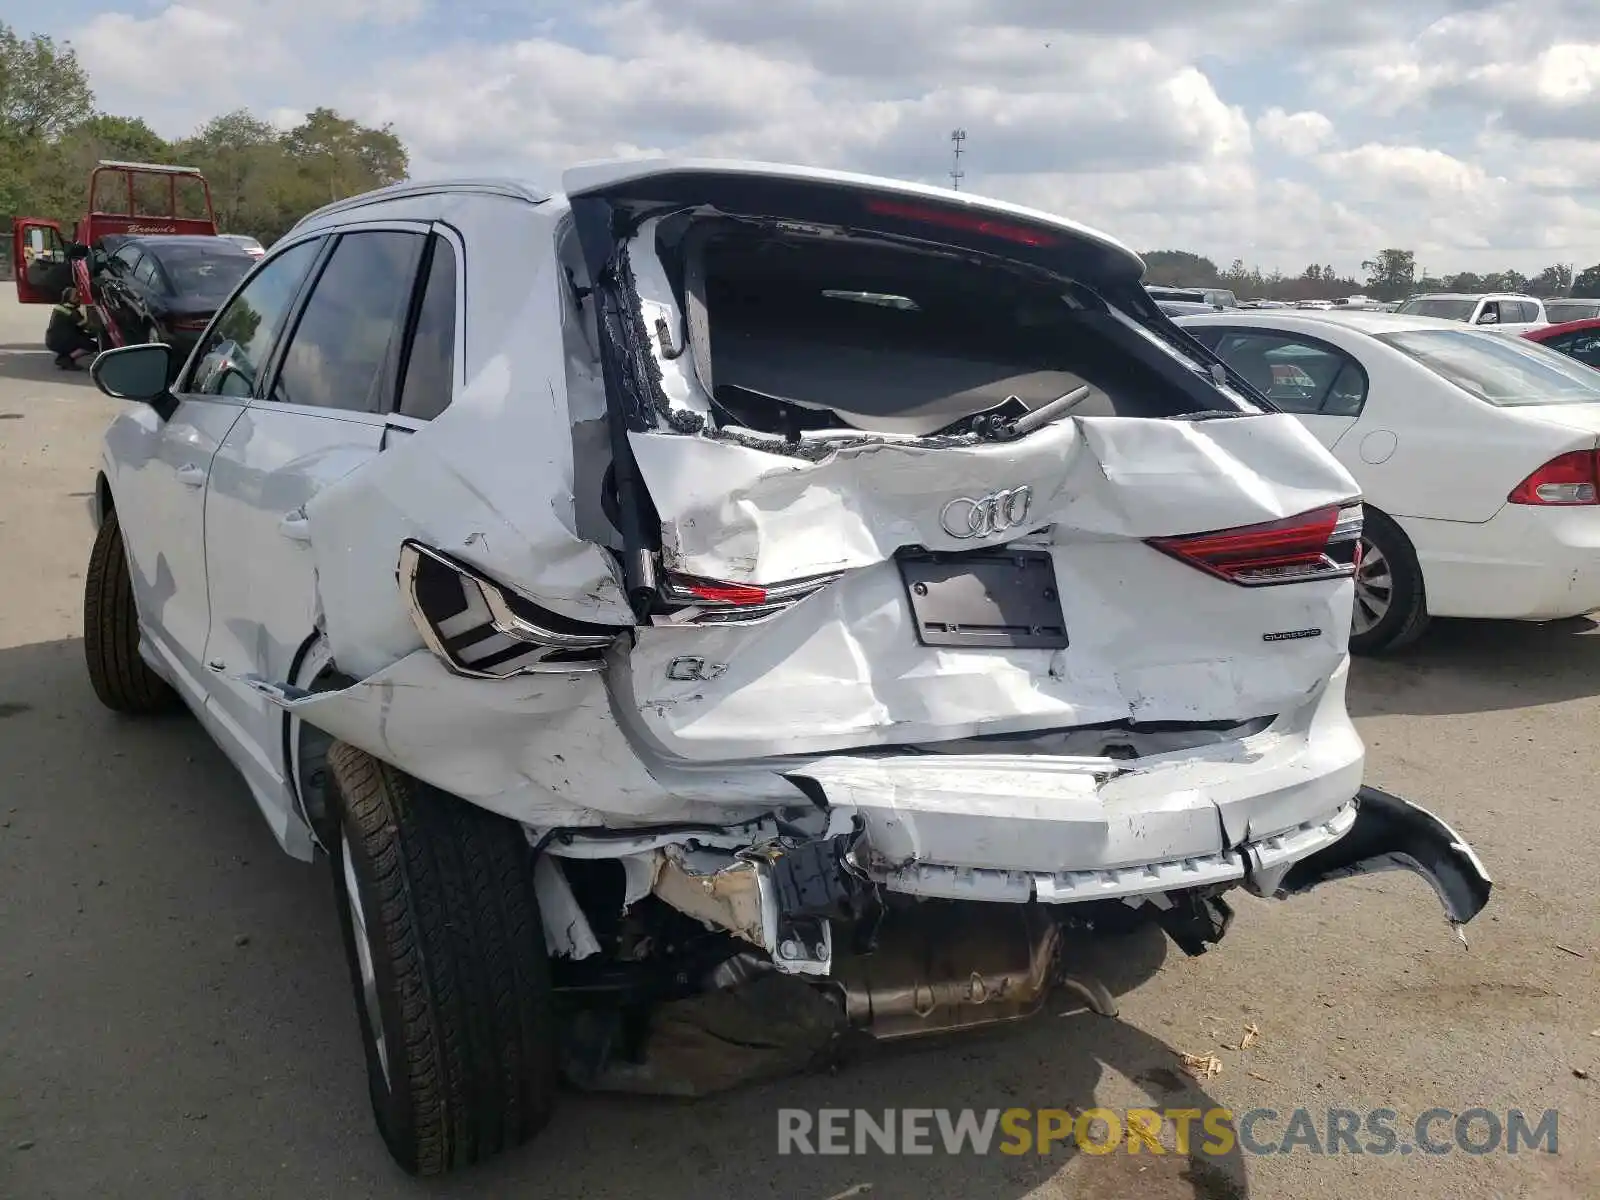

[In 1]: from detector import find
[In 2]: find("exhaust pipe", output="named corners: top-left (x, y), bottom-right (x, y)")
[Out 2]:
top-left (825, 903), bottom-right (1114, 1040)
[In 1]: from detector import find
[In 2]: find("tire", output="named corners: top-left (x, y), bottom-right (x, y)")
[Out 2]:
top-left (83, 511), bottom-right (177, 713)
top-left (1349, 508), bottom-right (1430, 655)
top-left (326, 742), bottom-right (558, 1177)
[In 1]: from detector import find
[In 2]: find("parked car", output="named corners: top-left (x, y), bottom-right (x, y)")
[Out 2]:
top-left (81, 161), bottom-right (1489, 1175)
top-left (92, 235), bottom-right (255, 367)
top-left (1523, 317), bottom-right (1600, 369)
top-left (1178, 308), bottom-right (1600, 652)
top-left (1541, 299), bottom-right (1600, 324)
top-left (219, 232), bottom-right (266, 259)
top-left (1393, 292), bottom-right (1547, 332)
top-left (1200, 287), bottom-right (1238, 308)
top-left (1295, 299), bottom-right (1334, 310)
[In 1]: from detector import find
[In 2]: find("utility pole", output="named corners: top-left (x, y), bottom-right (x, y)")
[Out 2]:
top-left (949, 129), bottom-right (966, 191)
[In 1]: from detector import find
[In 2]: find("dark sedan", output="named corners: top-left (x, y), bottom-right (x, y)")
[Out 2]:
top-left (94, 235), bottom-right (255, 364)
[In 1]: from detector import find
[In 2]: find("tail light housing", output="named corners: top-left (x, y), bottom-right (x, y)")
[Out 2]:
top-left (1508, 450), bottom-right (1600, 506)
top-left (1148, 502), bottom-right (1362, 586)
top-left (398, 541), bottom-right (623, 677)
top-left (658, 570), bottom-right (840, 625)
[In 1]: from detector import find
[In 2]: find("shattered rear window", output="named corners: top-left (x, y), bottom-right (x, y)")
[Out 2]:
top-left (668, 221), bottom-right (1237, 439)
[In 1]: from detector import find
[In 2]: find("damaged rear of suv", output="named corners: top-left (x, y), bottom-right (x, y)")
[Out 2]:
top-left (83, 159), bottom-right (1490, 1176)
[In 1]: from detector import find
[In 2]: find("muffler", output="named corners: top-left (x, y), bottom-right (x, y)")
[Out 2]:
top-left (826, 902), bottom-right (1112, 1040)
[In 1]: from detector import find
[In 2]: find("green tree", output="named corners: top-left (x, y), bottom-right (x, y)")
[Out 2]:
top-left (0, 24), bottom-right (94, 139)
top-left (1572, 264), bottom-right (1600, 299)
top-left (1361, 249), bottom-right (1417, 301)
top-left (1529, 264), bottom-right (1573, 297)
top-left (1141, 249), bottom-right (1220, 288)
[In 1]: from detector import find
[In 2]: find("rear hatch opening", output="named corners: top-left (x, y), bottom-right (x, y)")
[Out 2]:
top-left (644, 214), bottom-right (1239, 447)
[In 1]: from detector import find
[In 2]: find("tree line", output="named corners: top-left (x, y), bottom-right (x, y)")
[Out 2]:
top-left (1144, 248), bottom-right (1600, 303)
top-left (0, 22), bottom-right (408, 261)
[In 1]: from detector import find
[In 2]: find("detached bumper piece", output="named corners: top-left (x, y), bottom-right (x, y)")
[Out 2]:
top-left (1272, 786), bottom-right (1493, 935)
top-left (398, 540), bottom-right (623, 677)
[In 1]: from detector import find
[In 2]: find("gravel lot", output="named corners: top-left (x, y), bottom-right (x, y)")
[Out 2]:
top-left (0, 292), bottom-right (1595, 1200)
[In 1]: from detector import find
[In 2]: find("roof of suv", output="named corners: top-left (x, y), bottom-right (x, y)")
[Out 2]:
top-left (1400, 292), bottom-right (1540, 302)
top-left (292, 158), bottom-right (1144, 276)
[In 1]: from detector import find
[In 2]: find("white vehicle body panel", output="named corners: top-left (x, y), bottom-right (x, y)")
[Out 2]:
top-left (1179, 309), bottom-right (1600, 621)
top-left (89, 160), bottom-right (1488, 956)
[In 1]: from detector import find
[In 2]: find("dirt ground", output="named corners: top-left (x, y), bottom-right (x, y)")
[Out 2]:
top-left (0, 293), bottom-right (1595, 1199)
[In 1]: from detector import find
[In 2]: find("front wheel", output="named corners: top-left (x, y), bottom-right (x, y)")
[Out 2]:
top-left (1349, 508), bottom-right (1430, 655)
top-left (326, 742), bottom-right (558, 1176)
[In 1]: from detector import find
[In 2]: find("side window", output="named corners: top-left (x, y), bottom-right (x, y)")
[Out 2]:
top-left (1478, 300), bottom-right (1501, 325)
top-left (1186, 326), bottom-right (1225, 350)
top-left (134, 256), bottom-right (160, 288)
top-left (186, 238), bottom-right (322, 398)
top-left (1518, 301), bottom-right (1541, 322)
top-left (1209, 332), bottom-right (1367, 416)
top-left (1567, 333), bottom-right (1600, 369)
top-left (111, 247), bottom-right (143, 276)
top-left (272, 230), bottom-right (425, 413)
top-left (396, 237), bottom-right (458, 421)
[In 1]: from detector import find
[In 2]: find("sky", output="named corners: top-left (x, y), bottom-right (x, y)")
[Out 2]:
top-left (8, 0), bottom-right (1600, 276)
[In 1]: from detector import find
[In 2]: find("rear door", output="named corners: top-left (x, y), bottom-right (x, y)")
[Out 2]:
top-left (200, 224), bottom-right (430, 844)
top-left (13, 219), bottom-right (68, 304)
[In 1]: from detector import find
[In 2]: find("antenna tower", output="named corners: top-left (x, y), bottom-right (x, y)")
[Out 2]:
top-left (949, 129), bottom-right (966, 191)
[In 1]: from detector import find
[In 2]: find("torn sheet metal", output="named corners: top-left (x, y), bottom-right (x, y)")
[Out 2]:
top-left (247, 650), bottom-right (799, 828)
top-left (534, 854), bottom-right (602, 960)
top-left (628, 411), bottom-right (1357, 584)
top-left (300, 234), bottom-right (632, 680)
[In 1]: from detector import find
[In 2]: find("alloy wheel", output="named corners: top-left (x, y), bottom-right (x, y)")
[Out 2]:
top-left (1352, 536), bottom-right (1392, 635)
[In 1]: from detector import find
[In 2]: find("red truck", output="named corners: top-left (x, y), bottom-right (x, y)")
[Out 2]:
top-left (13, 159), bottom-right (220, 349)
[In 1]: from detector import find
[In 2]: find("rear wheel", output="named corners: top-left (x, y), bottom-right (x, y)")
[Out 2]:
top-left (326, 742), bottom-right (558, 1176)
top-left (83, 511), bottom-right (177, 713)
top-left (1349, 508), bottom-right (1430, 655)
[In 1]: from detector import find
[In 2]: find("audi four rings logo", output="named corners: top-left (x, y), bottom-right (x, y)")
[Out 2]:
top-left (939, 486), bottom-right (1034, 539)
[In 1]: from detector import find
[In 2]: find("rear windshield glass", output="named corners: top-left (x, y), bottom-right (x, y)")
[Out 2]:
top-left (1395, 297), bottom-right (1475, 321)
top-left (1377, 328), bottom-right (1600, 406)
top-left (153, 244), bottom-right (252, 297)
top-left (681, 222), bottom-right (1239, 437)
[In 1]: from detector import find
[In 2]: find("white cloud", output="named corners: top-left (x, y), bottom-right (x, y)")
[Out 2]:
top-left (22, 0), bottom-right (1600, 274)
top-left (1255, 108), bottom-right (1336, 156)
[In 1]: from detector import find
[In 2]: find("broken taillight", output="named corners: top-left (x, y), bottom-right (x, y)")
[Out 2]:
top-left (1147, 503), bottom-right (1362, 587)
top-left (659, 570), bottom-right (841, 625)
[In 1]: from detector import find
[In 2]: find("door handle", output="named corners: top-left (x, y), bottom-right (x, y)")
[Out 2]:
top-left (278, 512), bottom-right (312, 543)
top-left (176, 464), bottom-right (206, 488)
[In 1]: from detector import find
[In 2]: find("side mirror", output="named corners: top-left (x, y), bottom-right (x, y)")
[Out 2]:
top-left (1476, 310), bottom-right (1500, 325)
top-left (91, 343), bottom-right (174, 407)
top-left (65, 242), bottom-right (90, 261)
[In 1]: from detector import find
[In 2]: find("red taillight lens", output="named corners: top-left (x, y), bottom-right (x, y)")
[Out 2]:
top-left (862, 197), bottom-right (1059, 247)
top-left (1508, 450), bottom-right (1600, 506)
top-left (675, 578), bottom-right (768, 605)
top-left (1148, 504), bottom-right (1362, 586)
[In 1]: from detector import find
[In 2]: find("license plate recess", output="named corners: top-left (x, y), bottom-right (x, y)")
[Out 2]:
top-left (897, 548), bottom-right (1069, 650)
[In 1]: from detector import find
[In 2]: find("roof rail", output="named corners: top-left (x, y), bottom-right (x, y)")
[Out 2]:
top-left (292, 178), bottom-right (549, 232)
top-left (96, 159), bottom-right (204, 175)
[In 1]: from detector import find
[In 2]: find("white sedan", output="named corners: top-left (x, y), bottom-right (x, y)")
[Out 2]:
top-left (1178, 309), bottom-right (1600, 653)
